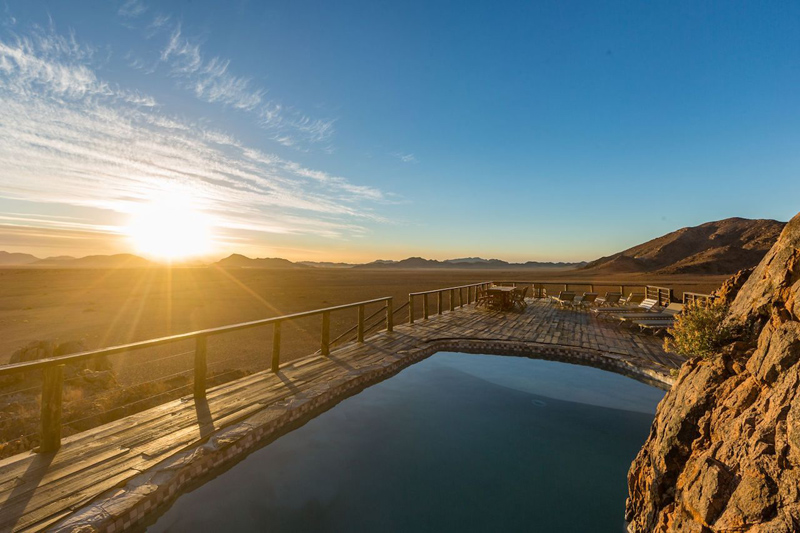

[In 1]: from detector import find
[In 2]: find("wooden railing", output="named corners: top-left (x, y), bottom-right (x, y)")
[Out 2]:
top-left (0, 278), bottom-right (694, 454)
top-left (0, 297), bottom-right (393, 452)
top-left (683, 292), bottom-right (714, 305)
top-left (408, 282), bottom-right (492, 323)
top-left (489, 281), bottom-right (650, 300)
top-left (645, 285), bottom-right (673, 306)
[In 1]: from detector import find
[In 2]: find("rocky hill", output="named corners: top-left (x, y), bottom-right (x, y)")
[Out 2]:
top-left (626, 211), bottom-right (800, 532)
top-left (583, 217), bottom-right (785, 275)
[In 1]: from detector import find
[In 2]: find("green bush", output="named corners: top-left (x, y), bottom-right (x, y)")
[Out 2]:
top-left (665, 300), bottom-right (732, 359)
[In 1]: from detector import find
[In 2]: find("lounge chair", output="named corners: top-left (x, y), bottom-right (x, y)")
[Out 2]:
top-left (550, 291), bottom-right (576, 307)
top-left (610, 292), bottom-right (644, 307)
top-left (619, 302), bottom-right (684, 322)
top-left (591, 298), bottom-right (661, 317)
top-left (632, 319), bottom-right (676, 335)
top-left (595, 292), bottom-right (621, 306)
top-left (577, 292), bottom-right (598, 308)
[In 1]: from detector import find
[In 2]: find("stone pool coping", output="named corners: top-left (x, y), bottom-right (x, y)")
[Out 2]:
top-left (49, 339), bottom-right (673, 532)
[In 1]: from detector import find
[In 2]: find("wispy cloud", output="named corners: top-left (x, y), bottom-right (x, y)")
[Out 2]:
top-left (0, 26), bottom-right (156, 106)
top-left (393, 152), bottom-right (418, 163)
top-left (118, 0), bottom-right (148, 19)
top-left (151, 21), bottom-right (335, 149)
top-left (0, 25), bottom-right (386, 252)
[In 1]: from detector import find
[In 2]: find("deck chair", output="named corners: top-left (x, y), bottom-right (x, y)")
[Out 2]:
top-left (577, 292), bottom-right (598, 308)
top-left (620, 293), bottom-right (645, 306)
top-left (619, 303), bottom-right (684, 323)
top-left (595, 292), bottom-right (621, 306)
top-left (512, 286), bottom-right (529, 310)
top-left (476, 287), bottom-right (490, 307)
top-left (633, 319), bottom-right (676, 335)
top-left (591, 298), bottom-right (661, 317)
top-left (550, 291), bottom-right (576, 307)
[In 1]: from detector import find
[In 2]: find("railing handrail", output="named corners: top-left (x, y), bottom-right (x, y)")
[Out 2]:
top-left (409, 282), bottom-right (490, 296)
top-left (0, 296), bottom-right (392, 378)
top-left (683, 291), bottom-right (714, 304)
top-left (490, 280), bottom-right (648, 286)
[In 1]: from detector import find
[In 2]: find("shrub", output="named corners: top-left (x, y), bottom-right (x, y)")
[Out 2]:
top-left (665, 300), bottom-right (732, 359)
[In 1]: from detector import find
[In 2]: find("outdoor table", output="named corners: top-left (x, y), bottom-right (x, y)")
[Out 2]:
top-left (487, 286), bottom-right (516, 310)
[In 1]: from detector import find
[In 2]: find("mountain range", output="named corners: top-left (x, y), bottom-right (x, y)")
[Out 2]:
top-left (0, 217), bottom-right (786, 274)
top-left (352, 257), bottom-right (583, 269)
top-left (0, 253), bottom-right (152, 268)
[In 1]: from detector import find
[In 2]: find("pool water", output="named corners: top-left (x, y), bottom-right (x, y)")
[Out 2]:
top-left (149, 353), bottom-right (664, 532)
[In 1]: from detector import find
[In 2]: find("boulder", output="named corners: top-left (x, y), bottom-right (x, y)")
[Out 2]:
top-left (727, 212), bottom-right (800, 328)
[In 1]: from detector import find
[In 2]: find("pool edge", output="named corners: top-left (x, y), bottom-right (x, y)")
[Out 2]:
top-left (49, 339), bottom-right (674, 533)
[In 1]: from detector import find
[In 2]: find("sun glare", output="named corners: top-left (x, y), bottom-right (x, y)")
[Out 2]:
top-left (125, 191), bottom-right (214, 261)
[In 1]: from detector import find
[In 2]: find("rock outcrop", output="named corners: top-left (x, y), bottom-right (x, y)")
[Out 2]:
top-left (627, 212), bottom-right (800, 532)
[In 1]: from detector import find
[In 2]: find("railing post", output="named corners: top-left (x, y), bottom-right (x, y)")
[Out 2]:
top-left (321, 311), bottom-right (330, 356)
top-left (409, 295), bottom-right (414, 324)
top-left (423, 293), bottom-right (429, 320)
top-left (272, 321), bottom-right (281, 372)
top-left (194, 335), bottom-right (207, 399)
top-left (357, 304), bottom-right (365, 342)
top-left (386, 298), bottom-right (394, 332)
top-left (437, 291), bottom-right (443, 314)
top-left (450, 289), bottom-right (455, 311)
top-left (40, 364), bottom-right (64, 453)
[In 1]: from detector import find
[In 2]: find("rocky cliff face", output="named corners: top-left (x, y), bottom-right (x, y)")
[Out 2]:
top-left (626, 212), bottom-right (800, 532)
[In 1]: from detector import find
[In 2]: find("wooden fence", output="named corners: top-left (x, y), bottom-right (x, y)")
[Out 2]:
top-left (0, 297), bottom-right (394, 452)
top-left (683, 292), bottom-right (715, 305)
top-left (408, 282), bottom-right (491, 323)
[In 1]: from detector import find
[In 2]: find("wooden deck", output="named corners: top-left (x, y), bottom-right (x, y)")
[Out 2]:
top-left (0, 299), bottom-right (682, 532)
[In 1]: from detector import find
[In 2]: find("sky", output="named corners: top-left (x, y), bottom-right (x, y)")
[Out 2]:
top-left (0, 0), bottom-right (798, 263)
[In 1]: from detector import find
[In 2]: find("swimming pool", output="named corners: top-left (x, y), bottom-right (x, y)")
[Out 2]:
top-left (148, 352), bottom-right (664, 532)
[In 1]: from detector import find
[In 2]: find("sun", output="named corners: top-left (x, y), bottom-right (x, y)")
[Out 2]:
top-left (125, 190), bottom-right (214, 261)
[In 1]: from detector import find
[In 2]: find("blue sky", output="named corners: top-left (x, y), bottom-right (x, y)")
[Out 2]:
top-left (0, 0), bottom-right (798, 262)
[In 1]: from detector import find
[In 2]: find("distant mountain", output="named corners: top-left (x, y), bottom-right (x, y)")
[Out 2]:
top-left (0, 252), bottom-right (152, 267)
top-left (215, 254), bottom-right (306, 269)
top-left (446, 257), bottom-right (496, 264)
top-left (66, 254), bottom-right (152, 268)
top-left (32, 255), bottom-right (77, 266)
top-left (355, 256), bottom-right (584, 269)
top-left (0, 251), bottom-right (40, 265)
top-left (297, 261), bottom-right (355, 269)
top-left (581, 217), bottom-right (785, 275)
